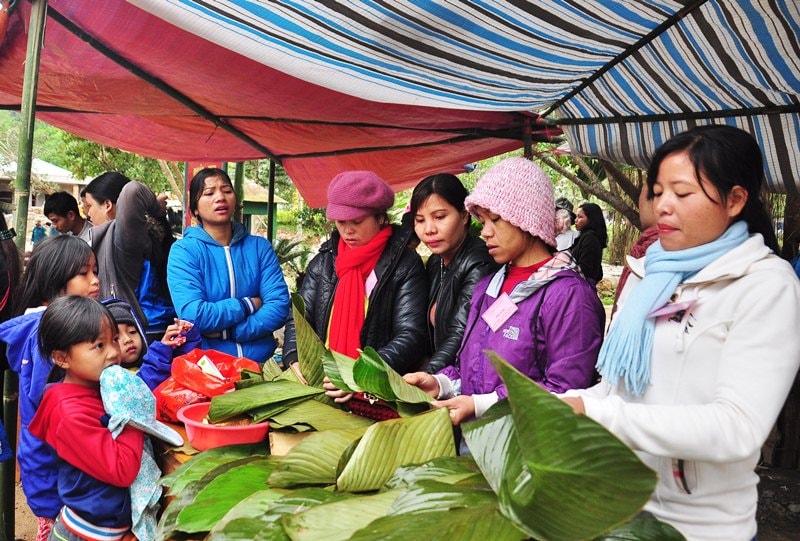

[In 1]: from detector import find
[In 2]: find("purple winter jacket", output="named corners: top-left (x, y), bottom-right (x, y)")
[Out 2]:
top-left (440, 266), bottom-right (604, 397)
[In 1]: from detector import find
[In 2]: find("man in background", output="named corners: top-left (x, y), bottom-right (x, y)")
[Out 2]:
top-left (44, 191), bottom-right (91, 244)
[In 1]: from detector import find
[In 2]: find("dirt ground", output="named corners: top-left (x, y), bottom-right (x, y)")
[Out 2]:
top-left (10, 467), bottom-right (800, 540)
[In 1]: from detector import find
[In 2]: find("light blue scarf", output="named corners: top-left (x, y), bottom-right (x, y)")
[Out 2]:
top-left (597, 221), bottom-right (749, 396)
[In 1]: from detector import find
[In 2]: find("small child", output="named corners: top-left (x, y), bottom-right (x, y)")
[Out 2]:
top-left (29, 296), bottom-right (142, 540)
top-left (103, 299), bottom-right (201, 390)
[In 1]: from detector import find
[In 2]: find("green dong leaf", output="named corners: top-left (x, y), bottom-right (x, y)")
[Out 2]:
top-left (480, 352), bottom-right (657, 541)
top-left (336, 407), bottom-right (456, 492)
top-left (290, 293), bottom-right (327, 387)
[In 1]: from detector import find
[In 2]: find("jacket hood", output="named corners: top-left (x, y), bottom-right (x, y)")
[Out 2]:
top-left (182, 222), bottom-right (247, 246)
top-left (628, 233), bottom-right (778, 284)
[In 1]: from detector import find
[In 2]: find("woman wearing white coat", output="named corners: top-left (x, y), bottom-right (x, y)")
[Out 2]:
top-left (561, 125), bottom-right (800, 541)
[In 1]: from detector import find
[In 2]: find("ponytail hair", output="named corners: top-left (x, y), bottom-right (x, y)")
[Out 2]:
top-left (646, 124), bottom-right (778, 252)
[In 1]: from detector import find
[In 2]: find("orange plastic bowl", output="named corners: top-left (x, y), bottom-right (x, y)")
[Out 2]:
top-left (177, 402), bottom-right (269, 451)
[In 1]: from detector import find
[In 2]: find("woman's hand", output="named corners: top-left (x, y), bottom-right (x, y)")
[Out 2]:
top-left (323, 376), bottom-right (353, 404)
top-left (402, 372), bottom-right (440, 397)
top-left (251, 296), bottom-right (263, 311)
top-left (432, 396), bottom-right (475, 425)
top-left (561, 396), bottom-right (585, 415)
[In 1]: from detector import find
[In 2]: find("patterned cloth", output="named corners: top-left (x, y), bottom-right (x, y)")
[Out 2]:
top-left (100, 365), bottom-right (183, 541)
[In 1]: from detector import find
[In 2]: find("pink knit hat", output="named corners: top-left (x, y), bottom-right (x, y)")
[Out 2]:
top-left (326, 171), bottom-right (395, 220)
top-left (465, 157), bottom-right (557, 247)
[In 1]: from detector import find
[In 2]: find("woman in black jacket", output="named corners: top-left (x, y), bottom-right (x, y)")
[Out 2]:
top-left (410, 174), bottom-right (498, 374)
top-left (282, 171), bottom-right (428, 378)
top-left (571, 202), bottom-right (608, 287)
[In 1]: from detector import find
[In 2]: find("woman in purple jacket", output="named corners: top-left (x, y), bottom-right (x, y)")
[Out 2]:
top-left (405, 157), bottom-right (605, 426)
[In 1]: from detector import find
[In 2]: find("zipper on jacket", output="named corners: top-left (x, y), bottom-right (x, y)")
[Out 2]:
top-left (223, 246), bottom-right (243, 357)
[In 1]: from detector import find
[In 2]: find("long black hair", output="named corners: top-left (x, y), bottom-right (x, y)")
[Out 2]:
top-left (13, 236), bottom-right (94, 316)
top-left (646, 124), bottom-right (778, 252)
top-left (84, 171), bottom-right (130, 206)
top-left (577, 202), bottom-right (608, 248)
top-left (38, 296), bottom-right (115, 359)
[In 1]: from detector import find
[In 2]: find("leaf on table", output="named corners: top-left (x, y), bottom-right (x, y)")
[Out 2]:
top-left (268, 427), bottom-right (369, 488)
top-left (208, 379), bottom-right (323, 423)
top-left (160, 443), bottom-right (269, 495)
top-left (175, 457), bottom-right (278, 534)
top-left (281, 489), bottom-right (401, 541)
top-left (336, 408), bottom-right (455, 492)
top-left (268, 398), bottom-right (373, 432)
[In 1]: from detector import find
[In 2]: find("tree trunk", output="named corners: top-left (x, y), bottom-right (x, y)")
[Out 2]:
top-left (158, 159), bottom-right (182, 197)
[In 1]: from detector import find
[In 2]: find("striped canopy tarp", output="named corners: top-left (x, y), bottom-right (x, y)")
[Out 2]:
top-left (130, 0), bottom-right (800, 195)
top-left (1, 1), bottom-right (798, 202)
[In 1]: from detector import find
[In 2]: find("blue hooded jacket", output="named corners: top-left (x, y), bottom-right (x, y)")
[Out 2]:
top-left (0, 309), bottom-right (61, 518)
top-left (167, 222), bottom-right (289, 362)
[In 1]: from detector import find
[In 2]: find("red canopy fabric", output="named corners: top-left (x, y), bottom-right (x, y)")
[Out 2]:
top-left (0, 2), bottom-right (556, 206)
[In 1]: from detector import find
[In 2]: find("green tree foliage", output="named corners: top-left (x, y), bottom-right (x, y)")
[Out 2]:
top-left (56, 132), bottom-right (172, 192)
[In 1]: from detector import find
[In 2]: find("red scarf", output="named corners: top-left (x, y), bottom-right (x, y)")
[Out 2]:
top-left (329, 227), bottom-right (392, 358)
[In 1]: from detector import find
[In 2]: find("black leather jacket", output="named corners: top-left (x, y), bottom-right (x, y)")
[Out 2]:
top-left (283, 225), bottom-right (428, 374)
top-left (424, 234), bottom-right (499, 374)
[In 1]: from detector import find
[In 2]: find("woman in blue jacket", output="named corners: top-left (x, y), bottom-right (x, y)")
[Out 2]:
top-left (167, 168), bottom-right (290, 362)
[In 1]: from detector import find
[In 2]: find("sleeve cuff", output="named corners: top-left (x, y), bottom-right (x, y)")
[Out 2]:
top-left (472, 392), bottom-right (499, 418)
top-left (434, 374), bottom-right (453, 400)
top-left (240, 297), bottom-right (256, 315)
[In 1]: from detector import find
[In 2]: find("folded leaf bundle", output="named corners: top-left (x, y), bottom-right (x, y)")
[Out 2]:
top-left (208, 379), bottom-right (324, 423)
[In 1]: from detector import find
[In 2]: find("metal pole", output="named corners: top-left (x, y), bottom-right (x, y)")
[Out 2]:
top-left (267, 160), bottom-right (276, 242)
top-left (13, 0), bottom-right (48, 253)
top-left (233, 162), bottom-right (244, 225)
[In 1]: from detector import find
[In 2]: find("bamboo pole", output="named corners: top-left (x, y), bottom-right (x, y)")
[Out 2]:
top-left (12, 0), bottom-right (47, 252)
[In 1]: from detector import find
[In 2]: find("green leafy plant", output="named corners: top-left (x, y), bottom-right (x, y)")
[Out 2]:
top-left (159, 352), bottom-right (685, 541)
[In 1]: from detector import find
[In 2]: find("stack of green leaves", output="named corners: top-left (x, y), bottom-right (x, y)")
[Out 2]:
top-left (159, 354), bottom-right (686, 541)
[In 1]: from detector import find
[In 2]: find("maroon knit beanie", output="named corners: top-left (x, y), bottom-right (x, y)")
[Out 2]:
top-left (326, 171), bottom-right (395, 221)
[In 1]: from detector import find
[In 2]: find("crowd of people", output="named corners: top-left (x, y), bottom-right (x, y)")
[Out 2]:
top-left (0, 125), bottom-right (796, 541)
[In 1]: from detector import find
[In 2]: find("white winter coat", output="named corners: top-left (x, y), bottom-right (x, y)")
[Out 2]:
top-left (565, 234), bottom-right (800, 541)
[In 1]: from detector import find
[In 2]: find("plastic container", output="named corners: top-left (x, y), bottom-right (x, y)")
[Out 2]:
top-left (177, 401), bottom-right (269, 451)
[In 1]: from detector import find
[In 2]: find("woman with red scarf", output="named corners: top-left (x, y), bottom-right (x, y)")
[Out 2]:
top-left (282, 171), bottom-right (428, 389)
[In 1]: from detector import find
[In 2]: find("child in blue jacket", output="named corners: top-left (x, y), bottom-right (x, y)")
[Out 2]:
top-left (103, 299), bottom-right (201, 390)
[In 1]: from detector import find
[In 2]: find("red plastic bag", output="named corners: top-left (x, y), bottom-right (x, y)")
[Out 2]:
top-left (171, 349), bottom-right (260, 397)
top-left (154, 349), bottom-right (260, 422)
top-left (154, 377), bottom-right (206, 423)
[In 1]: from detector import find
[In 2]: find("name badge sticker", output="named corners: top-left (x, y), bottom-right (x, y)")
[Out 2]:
top-left (482, 293), bottom-right (519, 332)
top-left (648, 298), bottom-right (697, 318)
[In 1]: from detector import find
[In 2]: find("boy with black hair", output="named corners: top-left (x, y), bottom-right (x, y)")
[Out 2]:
top-left (44, 191), bottom-right (91, 244)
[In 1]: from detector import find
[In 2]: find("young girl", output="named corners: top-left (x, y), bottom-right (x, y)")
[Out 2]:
top-left (409, 173), bottom-right (498, 374)
top-left (405, 157), bottom-right (605, 426)
top-left (103, 298), bottom-right (201, 389)
top-left (29, 296), bottom-right (143, 541)
top-left (570, 201), bottom-right (608, 286)
top-left (561, 125), bottom-right (800, 540)
top-left (0, 236), bottom-right (99, 540)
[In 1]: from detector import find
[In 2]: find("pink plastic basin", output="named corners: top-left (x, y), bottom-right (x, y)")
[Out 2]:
top-left (177, 401), bottom-right (269, 451)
